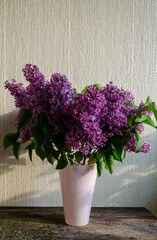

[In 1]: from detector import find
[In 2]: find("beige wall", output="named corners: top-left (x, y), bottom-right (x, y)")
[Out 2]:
top-left (0, 0), bottom-right (157, 215)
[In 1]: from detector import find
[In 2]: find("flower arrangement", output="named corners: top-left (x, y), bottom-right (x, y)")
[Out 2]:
top-left (3, 64), bottom-right (157, 176)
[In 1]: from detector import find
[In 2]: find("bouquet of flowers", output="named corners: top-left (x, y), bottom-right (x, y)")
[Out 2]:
top-left (3, 64), bottom-right (157, 176)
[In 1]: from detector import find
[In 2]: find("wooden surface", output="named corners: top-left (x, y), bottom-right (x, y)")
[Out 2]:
top-left (0, 207), bottom-right (156, 239)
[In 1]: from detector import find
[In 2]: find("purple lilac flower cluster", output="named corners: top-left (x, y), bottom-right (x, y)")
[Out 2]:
top-left (5, 64), bottom-right (152, 154)
top-left (62, 86), bottom-right (108, 155)
top-left (63, 82), bottom-right (151, 155)
top-left (5, 64), bottom-right (76, 142)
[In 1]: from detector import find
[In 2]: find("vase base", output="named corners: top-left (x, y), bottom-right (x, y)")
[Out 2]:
top-left (65, 220), bottom-right (89, 227)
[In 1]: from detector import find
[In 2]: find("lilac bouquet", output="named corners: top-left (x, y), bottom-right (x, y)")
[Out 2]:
top-left (3, 64), bottom-right (157, 176)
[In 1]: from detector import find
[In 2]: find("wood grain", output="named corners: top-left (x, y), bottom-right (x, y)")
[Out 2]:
top-left (0, 207), bottom-right (156, 239)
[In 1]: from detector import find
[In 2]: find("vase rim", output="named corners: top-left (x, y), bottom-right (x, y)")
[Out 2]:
top-left (68, 163), bottom-right (96, 167)
top-left (57, 163), bottom-right (96, 171)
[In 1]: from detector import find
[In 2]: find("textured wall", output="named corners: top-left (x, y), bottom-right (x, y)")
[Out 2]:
top-left (0, 0), bottom-right (157, 215)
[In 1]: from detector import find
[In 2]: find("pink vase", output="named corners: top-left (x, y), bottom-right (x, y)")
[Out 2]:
top-left (58, 164), bottom-right (97, 226)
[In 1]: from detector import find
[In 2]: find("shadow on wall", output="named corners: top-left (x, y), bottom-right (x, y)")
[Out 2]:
top-left (0, 110), bottom-right (61, 207)
top-left (0, 111), bottom-right (157, 216)
top-left (94, 132), bottom-right (157, 216)
top-left (0, 110), bottom-right (27, 175)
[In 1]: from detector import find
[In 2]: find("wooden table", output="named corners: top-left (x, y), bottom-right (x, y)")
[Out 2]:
top-left (0, 207), bottom-right (156, 239)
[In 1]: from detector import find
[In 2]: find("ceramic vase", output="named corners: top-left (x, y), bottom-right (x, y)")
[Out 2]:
top-left (59, 164), bottom-right (97, 226)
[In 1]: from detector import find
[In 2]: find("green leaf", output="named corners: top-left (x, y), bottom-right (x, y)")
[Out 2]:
top-left (75, 151), bottom-right (83, 163)
top-left (93, 83), bottom-right (105, 89)
top-left (56, 156), bottom-right (68, 169)
top-left (31, 124), bottom-right (44, 152)
top-left (40, 113), bottom-right (54, 137)
top-left (37, 150), bottom-right (46, 160)
top-left (122, 149), bottom-right (127, 160)
top-left (127, 114), bottom-right (134, 125)
top-left (62, 144), bottom-right (71, 151)
top-left (88, 153), bottom-right (97, 164)
top-left (95, 154), bottom-right (103, 162)
top-left (151, 103), bottom-right (157, 120)
top-left (13, 142), bottom-right (21, 160)
top-left (53, 133), bottom-right (65, 149)
top-left (18, 109), bottom-right (33, 131)
top-left (47, 116), bottom-right (53, 126)
top-left (25, 141), bottom-right (34, 161)
top-left (43, 141), bottom-right (52, 153)
top-left (82, 85), bottom-right (89, 93)
top-left (122, 132), bottom-right (130, 146)
top-left (135, 114), bottom-right (149, 123)
top-left (100, 146), bottom-right (110, 154)
top-left (36, 145), bottom-right (47, 160)
top-left (3, 132), bottom-right (19, 149)
top-left (47, 153), bottom-right (55, 165)
top-left (133, 131), bottom-right (142, 152)
top-left (43, 142), bottom-right (55, 164)
top-left (145, 96), bottom-right (150, 107)
top-left (132, 104), bottom-right (138, 109)
top-left (110, 136), bottom-right (123, 162)
top-left (68, 158), bottom-right (74, 166)
top-left (104, 153), bottom-right (114, 174)
top-left (125, 101), bottom-right (131, 106)
top-left (28, 147), bottom-right (33, 161)
top-left (52, 150), bottom-right (60, 160)
top-left (148, 102), bottom-right (157, 122)
top-left (67, 153), bottom-right (75, 159)
top-left (110, 144), bottom-right (122, 162)
top-left (67, 153), bottom-right (75, 166)
top-left (95, 154), bottom-right (105, 177)
top-left (135, 113), bottom-right (157, 129)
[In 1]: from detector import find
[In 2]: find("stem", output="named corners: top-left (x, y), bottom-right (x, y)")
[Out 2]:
top-left (138, 106), bottom-right (146, 116)
top-left (64, 152), bottom-right (69, 164)
top-left (61, 150), bottom-right (65, 160)
top-left (83, 156), bottom-right (86, 165)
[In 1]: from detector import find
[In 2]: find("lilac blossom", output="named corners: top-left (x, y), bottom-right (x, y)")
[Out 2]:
top-left (5, 79), bottom-right (29, 108)
top-left (5, 65), bottom-right (154, 155)
top-left (47, 73), bottom-right (77, 133)
top-left (125, 133), bottom-right (151, 153)
top-left (140, 141), bottom-right (151, 153)
top-left (62, 86), bottom-right (108, 155)
top-left (5, 64), bottom-right (76, 142)
top-left (62, 83), bottom-right (138, 155)
top-left (101, 82), bottom-right (135, 136)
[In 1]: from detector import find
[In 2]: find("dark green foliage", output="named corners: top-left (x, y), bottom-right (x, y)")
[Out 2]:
top-left (133, 131), bottom-right (142, 153)
top-left (82, 85), bottom-right (89, 93)
top-left (56, 156), bottom-right (68, 169)
top-left (31, 124), bottom-right (44, 152)
top-left (95, 154), bottom-right (105, 177)
top-left (103, 153), bottom-right (114, 175)
top-left (3, 132), bottom-right (19, 149)
top-left (110, 136), bottom-right (123, 162)
top-left (18, 109), bottom-right (33, 131)
top-left (13, 142), bottom-right (21, 160)
top-left (40, 113), bottom-right (54, 138)
top-left (93, 83), bottom-right (105, 89)
top-left (75, 151), bottom-right (83, 163)
top-left (25, 141), bottom-right (34, 161)
top-left (53, 133), bottom-right (65, 149)
top-left (135, 114), bottom-right (157, 129)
